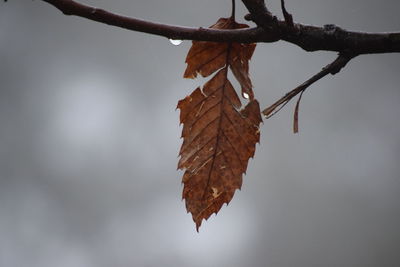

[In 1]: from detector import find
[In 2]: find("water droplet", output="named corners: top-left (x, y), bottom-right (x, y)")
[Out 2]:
top-left (243, 92), bottom-right (250, 99)
top-left (169, 39), bottom-right (183, 46)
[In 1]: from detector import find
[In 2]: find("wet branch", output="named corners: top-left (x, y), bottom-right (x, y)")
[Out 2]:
top-left (40, 0), bottom-right (270, 43)
top-left (37, 0), bottom-right (400, 54)
top-left (241, 0), bottom-right (400, 54)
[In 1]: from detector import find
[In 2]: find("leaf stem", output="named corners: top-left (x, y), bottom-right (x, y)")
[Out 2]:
top-left (231, 0), bottom-right (236, 20)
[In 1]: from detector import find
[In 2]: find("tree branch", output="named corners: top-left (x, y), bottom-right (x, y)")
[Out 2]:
top-left (241, 0), bottom-right (400, 54)
top-left (39, 0), bottom-right (400, 54)
top-left (262, 53), bottom-right (355, 119)
top-left (40, 0), bottom-right (271, 43)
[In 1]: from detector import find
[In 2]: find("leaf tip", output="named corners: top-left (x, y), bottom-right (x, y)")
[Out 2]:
top-left (293, 92), bottom-right (303, 134)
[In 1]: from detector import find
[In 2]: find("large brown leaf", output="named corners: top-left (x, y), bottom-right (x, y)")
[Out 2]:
top-left (177, 17), bottom-right (262, 230)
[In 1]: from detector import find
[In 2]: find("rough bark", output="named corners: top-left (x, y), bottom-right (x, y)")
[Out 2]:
top-left (39, 0), bottom-right (400, 54)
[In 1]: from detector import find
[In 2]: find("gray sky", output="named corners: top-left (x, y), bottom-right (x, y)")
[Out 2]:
top-left (1, 0), bottom-right (400, 266)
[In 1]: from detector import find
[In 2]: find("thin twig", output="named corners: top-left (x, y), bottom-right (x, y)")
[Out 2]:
top-left (231, 0), bottom-right (236, 20)
top-left (263, 53), bottom-right (356, 118)
top-left (280, 0), bottom-right (294, 27)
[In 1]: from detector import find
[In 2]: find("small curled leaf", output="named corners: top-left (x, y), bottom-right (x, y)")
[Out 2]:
top-left (293, 91), bottom-right (304, 134)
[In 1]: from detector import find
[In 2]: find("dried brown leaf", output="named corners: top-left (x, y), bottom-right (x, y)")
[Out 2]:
top-left (293, 92), bottom-right (303, 134)
top-left (183, 18), bottom-right (256, 99)
top-left (178, 17), bottom-right (261, 230)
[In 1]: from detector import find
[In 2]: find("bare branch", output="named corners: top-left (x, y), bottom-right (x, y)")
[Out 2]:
top-left (241, 0), bottom-right (400, 54)
top-left (38, 0), bottom-right (400, 54)
top-left (263, 53), bottom-right (355, 118)
top-left (40, 0), bottom-right (271, 43)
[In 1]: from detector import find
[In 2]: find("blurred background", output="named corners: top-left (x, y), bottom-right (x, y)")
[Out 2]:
top-left (1, 0), bottom-right (400, 266)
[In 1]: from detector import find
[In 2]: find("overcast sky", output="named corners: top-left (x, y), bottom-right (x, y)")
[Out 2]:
top-left (1, 0), bottom-right (400, 266)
